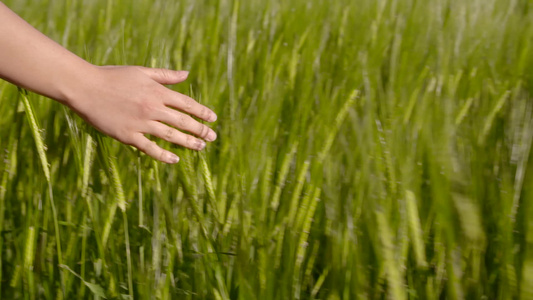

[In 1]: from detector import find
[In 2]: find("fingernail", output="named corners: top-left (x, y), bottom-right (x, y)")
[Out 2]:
top-left (166, 153), bottom-right (180, 164)
top-left (197, 140), bottom-right (206, 150)
top-left (206, 130), bottom-right (217, 142)
top-left (180, 71), bottom-right (189, 79)
top-left (209, 113), bottom-right (218, 122)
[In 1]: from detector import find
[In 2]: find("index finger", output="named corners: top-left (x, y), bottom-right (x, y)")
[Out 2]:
top-left (164, 92), bottom-right (217, 122)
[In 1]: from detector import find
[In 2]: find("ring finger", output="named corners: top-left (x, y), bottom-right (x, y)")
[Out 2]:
top-left (157, 108), bottom-right (217, 142)
top-left (146, 121), bottom-right (207, 151)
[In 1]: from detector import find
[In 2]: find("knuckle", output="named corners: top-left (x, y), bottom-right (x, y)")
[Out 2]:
top-left (164, 128), bottom-right (174, 141)
top-left (116, 128), bottom-right (135, 145)
top-left (158, 69), bottom-right (170, 80)
top-left (122, 134), bottom-right (136, 146)
top-left (200, 106), bottom-right (210, 119)
top-left (183, 97), bottom-right (194, 110)
top-left (176, 115), bottom-right (187, 127)
top-left (158, 149), bottom-right (166, 162)
top-left (150, 142), bottom-right (167, 162)
top-left (141, 139), bottom-right (156, 152)
top-left (185, 135), bottom-right (196, 148)
top-left (139, 100), bottom-right (158, 118)
top-left (177, 114), bottom-right (193, 129)
top-left (199, 124), bottom-right (209, 138)
top-left (134, 66), bottom-right (145, 74)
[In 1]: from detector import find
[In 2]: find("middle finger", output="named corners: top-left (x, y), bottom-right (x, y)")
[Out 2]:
top-left (156, 108), bottom-right (217, 142)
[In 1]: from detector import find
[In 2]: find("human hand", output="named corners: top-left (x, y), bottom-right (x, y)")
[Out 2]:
top-left (63, 65), bottom-right (217, 164)
top-left (0, 3), bottom-right (217, 164)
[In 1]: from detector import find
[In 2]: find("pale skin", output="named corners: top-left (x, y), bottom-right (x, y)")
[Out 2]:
top-left (0, 2), bottom-right (217, 164)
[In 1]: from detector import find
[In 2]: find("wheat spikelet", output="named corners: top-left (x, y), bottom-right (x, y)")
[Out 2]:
top-left (270, 142), bottom-right (298, 212)
top-left (405, 190), bottom-right (427, 268)
top-left (375, 209), bottom-right (406, 300)
top-left (317, 89), bottom-right (358, 164)
top-left (293, 186), bottom-right (320, 299)
top-left (20, 90), bottom-right (50, 182)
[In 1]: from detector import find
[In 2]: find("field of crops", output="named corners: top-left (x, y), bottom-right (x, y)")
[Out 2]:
top-left (1, 0), bottom-right (533, 299)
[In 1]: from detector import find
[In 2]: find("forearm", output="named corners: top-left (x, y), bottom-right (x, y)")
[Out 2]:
top-left (0, 2), bottom-right (94, 104)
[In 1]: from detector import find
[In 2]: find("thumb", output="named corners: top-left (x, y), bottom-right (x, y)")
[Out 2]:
top-left (138, 67), bottom-right (189, 85)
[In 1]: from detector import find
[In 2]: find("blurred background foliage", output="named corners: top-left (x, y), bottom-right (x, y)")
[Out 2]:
top-left (1, 0), bottom-right (533, 299)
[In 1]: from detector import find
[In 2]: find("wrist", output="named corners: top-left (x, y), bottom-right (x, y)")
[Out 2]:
top-left (56, 60), bottom-right (99, 108)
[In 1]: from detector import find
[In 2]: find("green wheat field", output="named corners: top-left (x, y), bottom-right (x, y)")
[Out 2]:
top-left (1, 0), bottom-right (533, 299)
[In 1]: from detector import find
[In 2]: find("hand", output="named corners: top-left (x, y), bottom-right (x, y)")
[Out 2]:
top-left (0, 3), bottom-right (216, 164)
top-left (64, 65), bottom-right (217, 164)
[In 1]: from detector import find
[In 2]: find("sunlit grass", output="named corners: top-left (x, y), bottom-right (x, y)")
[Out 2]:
top-left (1, 0), bottom-right (533, 299)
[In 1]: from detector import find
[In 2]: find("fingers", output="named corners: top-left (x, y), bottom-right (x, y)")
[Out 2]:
top-left (164, 93), bottom-right (217, 123)
top-left (137, 67), bottom-right (189, 85)
top-left (138, 67), bottom-right (217, 122)
top-left (130, 133), bottom-right (180, 164)
top-left (147, 121), bottom-right (208, 151)
top-left (129, 119), bottom-right (211, 164)
top-left (157, 109), bottom-right (217, 142)
top-left (123, 66), bottom-right (217, 164)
